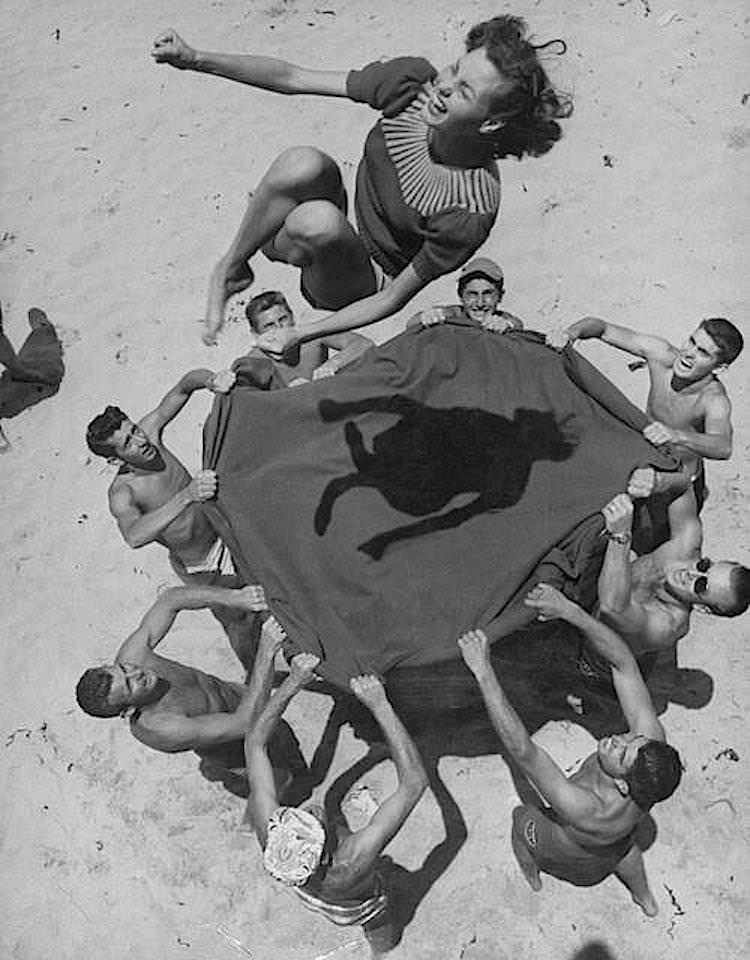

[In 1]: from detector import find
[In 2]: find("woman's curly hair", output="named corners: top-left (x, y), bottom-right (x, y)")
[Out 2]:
top-left (466, 15), bottom-right (573, 159)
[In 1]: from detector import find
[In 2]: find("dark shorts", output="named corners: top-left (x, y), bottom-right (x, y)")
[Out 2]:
top-left (512, 804), bottom-right (634, 887)
top-left (577, 645), bottom-right (658, 701)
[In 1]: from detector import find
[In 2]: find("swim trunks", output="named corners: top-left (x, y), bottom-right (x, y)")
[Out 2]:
top-left (512, 804), bottom-right (634, 887)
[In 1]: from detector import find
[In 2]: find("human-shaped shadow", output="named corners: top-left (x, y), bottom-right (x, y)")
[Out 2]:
top-left (315, 395), bottom-right (578, 559)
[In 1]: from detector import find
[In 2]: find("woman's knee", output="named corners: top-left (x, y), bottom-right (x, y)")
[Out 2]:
top-left (284, 200), bottom-right (348, 249)
top-left (267, 146), bottom-right (342, 197)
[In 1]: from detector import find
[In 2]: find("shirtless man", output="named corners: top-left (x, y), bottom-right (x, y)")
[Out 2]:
top-left (86, 367), bottom-right (234, 568)
top-left (458, 583), bottom-right (683, 915)
top-left (595, 491), bottom-right (750, 659)
top-left (240, 290), bottom-right (372, 385)
top-left (244, 652), bottom-right (427, 955)
top-left (85, 368), bottom-right (261, 662)
top-left (548, 316), bottom-right (743, 505)
top-left (408, 257), bottom-right (524, 332)
top-left (75, 584), bottom-right (300, 788)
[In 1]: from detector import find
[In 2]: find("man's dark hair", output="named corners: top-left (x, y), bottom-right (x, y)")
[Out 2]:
top-left (466, 15), bottom-right (573, 159)
top-left (245, 290), bottom-right (292, 332)
top-left (76, 667), bottom-right (120, 718)
top-left (707, 563), bottom-right (750, 617)
top-left (458, 272), bottom-right (504, 299)
top-left (700, 318), bottom-right (744, 366)
top-left (625, 740), bottom-right (682, 810)
top-left (86, 405), bottom-right (128, 458)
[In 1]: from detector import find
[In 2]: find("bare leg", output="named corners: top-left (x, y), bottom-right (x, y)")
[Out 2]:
top-left (614, 845), bottom-right (658, 917)
top-left (205, 146), bottom-right (373, 340)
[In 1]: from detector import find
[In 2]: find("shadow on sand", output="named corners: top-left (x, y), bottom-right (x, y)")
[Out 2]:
top-left (288, 622), bottom-right (711, 951)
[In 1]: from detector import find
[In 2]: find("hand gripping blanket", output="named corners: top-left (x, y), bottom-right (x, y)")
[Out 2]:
top-left (203, 323), bottom-right (678, 688)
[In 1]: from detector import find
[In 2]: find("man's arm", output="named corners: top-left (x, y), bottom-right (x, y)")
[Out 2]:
top-left (644, 393), bottom-right (733, 461)
top-left (257, 266), bottom-right (427, 359)
top-left (651, 486), bottom-right (702, 565)
top-left (313, 330), bottom-right (373, 378)
top-left (333, 676), bottom-right (428, 882)
top-left (458, 631), bottom-right (599, 823)
top-left (525, 585), bottom-right (664, 741)
top-left (245, 652), bottom-right (321, 847)
top-left (597, 494), bottom-right (637, 618)
top-left (626, 465), bottom-right (691, 504)
top-left (116, 584), bottom-right (267, 663)
top-left (139, 368), bottom-right (234, 437)
top-left (109, 471), bottom-right (217, 548)
top-left (548, 317), bottom-right (674, 364)
top-left (152, 29), bottom-right (349, 97)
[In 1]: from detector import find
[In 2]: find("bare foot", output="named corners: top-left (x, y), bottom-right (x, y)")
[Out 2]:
top-left (632, 890), bottom-right (658, 917)
top-left (27, 307), bottom-right (50, 331)
top-left (511, 826), bottom-right (542, 892)
top-left (204, 258), bottom-right (254, 343)
top-left (350, 674), bottom-right (387, 708)
top-left (289, 652), bottom-right (320, 685)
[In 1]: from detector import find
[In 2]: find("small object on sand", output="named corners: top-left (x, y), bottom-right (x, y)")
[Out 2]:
top-left (658, 9), bottom-right (680, 27)
top-left (216, 926), bottom-right (254, 957)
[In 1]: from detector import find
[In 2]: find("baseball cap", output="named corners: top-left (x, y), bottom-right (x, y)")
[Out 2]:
top-left (459, 258), bottom-right (504, 284)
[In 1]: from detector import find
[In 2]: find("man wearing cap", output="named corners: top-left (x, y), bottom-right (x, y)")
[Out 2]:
top-left (244, 646), bottom-right (427, 954)
top-left (408, 257), bottom-right (524, 332)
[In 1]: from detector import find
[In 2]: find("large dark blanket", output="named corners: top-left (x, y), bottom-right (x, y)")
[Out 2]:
top-left (204, 324), bottom-right (677, 688)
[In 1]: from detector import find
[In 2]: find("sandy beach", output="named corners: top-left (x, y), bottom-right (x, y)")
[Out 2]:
top-left (1, 1), bottom-right (748, 958)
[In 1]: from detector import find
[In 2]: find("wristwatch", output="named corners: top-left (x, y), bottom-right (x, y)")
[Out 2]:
top-left (606, 531), bottom-right (632, 545)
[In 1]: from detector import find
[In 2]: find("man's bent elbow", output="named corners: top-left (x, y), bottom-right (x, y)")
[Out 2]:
top-left (123, 530), bottom-right (151, 549)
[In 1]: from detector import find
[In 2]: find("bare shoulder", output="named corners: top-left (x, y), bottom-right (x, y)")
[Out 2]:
top-left (108, 471), bottom-right (135, 507)
top-left (130, 709), bottom-right (186, 752)
top-left (134, 706), bottom-right (180, 732)
top-left (702, 377), bottom-right (731, 408)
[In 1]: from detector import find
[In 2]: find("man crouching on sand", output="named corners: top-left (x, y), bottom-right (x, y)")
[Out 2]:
top-left (458, 583), bottom-right (682, 916)
top-left (244, 647), bottom-right (427, 956)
